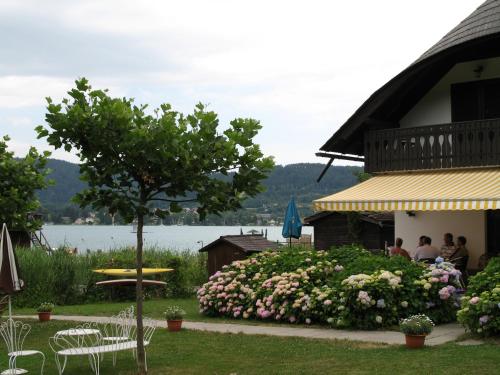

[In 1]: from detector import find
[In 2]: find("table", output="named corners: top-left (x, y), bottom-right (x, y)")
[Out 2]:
top-left (54, 328), bottom-right (102, 372)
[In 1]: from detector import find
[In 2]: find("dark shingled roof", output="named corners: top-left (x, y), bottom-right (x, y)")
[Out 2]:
top-left (321, 0), bottom-right (500, 155)
top-left (199, 235), bottom-right (280, 253)
top-left (417, 0), bottom-right (500, 63)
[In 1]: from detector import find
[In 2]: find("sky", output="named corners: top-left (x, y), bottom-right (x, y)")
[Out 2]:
top-left (0, 0), bottom-right (483, 165)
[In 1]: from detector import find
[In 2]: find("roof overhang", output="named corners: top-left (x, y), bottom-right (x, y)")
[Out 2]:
top-left (321, 0), bottom-right (500, 155)
top-left (313, 168), bottom-right (500, 211)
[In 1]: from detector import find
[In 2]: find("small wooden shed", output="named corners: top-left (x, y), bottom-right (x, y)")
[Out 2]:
top-left (199, 235), bottom-right (280, 277)
top-left (304, 212), bottom-right (394, 251)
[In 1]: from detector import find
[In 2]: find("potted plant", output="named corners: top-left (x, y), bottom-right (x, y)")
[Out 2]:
top-left (37, 302), bottom-right (54, 322)
top-left (164, 306), bottom-right (186, 332)
top-left (400, 314), bottom-right (434, 348)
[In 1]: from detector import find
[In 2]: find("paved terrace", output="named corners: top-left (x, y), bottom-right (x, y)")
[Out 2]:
top-left (16, 315), bottom-right (466, 346)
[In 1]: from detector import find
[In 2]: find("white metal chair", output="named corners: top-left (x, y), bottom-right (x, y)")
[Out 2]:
top-left (100, 306), bottom-right (135, 366)
top-left (0, 319), bottom-right (45, 375)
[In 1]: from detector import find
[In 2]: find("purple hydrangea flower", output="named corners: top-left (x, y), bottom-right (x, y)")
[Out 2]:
top-left (479, 315), bottom-right (489, 325)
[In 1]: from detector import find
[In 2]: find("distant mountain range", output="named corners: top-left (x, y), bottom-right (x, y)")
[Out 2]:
top-left (37, 159), bottom-right (362, 225)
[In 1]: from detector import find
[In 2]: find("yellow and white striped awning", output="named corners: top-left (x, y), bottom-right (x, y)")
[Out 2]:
top-left (314, 168), bottom-right (500, 211)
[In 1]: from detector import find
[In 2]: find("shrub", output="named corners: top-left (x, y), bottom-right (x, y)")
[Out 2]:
top-left (457, 257), bottom-right (500, 336)
top-left (197, 245), bottom-right (462, 329)
top-left (400, 314), bottom-right (434, 335)
top-left (14, 247), bottom-right (207, 307)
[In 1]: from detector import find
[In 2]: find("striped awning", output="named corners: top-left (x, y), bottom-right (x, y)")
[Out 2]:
top-left (314, 168), bottom-right (500, 211)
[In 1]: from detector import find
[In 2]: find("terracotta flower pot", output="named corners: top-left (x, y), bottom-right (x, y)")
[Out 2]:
top-left (405, 334), bottom-right (426, 348)
top-left (38, 312), bottom-right (51, 322)
top-left (167, 319), bottom-right (183, 332)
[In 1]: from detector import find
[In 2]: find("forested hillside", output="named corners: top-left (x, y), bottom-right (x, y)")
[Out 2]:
top-left (37, 160), bottom-right (362, 225)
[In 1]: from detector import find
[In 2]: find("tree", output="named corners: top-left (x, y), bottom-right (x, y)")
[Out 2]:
top-left (37, 78), bottom-right (275, 374)
top-left (0, 135), bottom-right (51, 231)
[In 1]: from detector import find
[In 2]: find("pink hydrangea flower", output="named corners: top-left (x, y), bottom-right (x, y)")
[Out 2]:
top-left (470, 297), bottom-right (480, 305)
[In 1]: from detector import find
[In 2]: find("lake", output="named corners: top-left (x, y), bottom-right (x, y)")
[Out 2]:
top-left (41, 225), bottom-right (314, 252)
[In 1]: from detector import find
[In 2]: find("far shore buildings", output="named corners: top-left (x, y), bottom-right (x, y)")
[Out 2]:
top-left (314, 0), bottom-right (500, 270)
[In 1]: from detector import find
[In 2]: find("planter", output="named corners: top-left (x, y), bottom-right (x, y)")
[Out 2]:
top-left (167, 319), bottom-right (183, 332)
top-left (404, 334), bottom-right (427, 348)
top-left (38, 312), bottom-right (51, 322)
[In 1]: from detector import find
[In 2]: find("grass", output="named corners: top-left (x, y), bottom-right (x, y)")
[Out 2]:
top-left (14, 298), bottom-right (241, 324)
top-left (0, 320), bottom-right (499, 374)
top-left (15, 298), bottom-right (317, 327)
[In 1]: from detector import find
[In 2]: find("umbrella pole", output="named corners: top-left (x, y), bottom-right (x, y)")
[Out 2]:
top-left (8, 295), bottom-right (14, 352)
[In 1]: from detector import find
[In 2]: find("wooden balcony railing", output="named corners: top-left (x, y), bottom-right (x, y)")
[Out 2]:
top-left (364, 119), bottom-right (500, 173)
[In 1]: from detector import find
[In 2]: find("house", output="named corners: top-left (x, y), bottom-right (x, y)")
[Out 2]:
top-left (314, 0), bottom-right (500, 270)
top-left (199, 235), bottom-right (280, 277)
top-left (304, 212), bottom-right (394, 251)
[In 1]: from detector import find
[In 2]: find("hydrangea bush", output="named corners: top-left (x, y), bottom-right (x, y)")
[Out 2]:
top-left (457, 257), bottom-right (500, 336)
top-left (197, 246), bottom-right (462, 329)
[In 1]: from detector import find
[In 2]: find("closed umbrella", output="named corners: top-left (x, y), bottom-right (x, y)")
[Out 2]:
top-left (0, 224), bottom-right (23, 321)
top-left (282, 198), bottom-right (302, 247)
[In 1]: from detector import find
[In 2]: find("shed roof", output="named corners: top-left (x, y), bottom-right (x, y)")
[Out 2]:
top-left (321, 0), bottom-right (500, 155)
top-left (304, 211), bottom-right (394, 226)
top-left (199, 235), bottom-right (280, 253)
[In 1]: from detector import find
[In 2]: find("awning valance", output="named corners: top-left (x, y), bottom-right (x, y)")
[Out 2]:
top-left (314, 168), bottom-right (500, 211)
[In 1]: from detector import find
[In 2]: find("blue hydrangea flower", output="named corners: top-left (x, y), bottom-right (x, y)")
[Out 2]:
top-left (376, 299), bottom-right (385, 308)
top-left (435, 256), bottom-right (444, 264)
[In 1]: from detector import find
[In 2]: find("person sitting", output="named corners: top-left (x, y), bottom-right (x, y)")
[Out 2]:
top-left (389, 238), bottom-right (411, 261)
top-left (440, 232), bottom-right (456, 260)
top-left (449, 236), bottom-right (469, 273)
top-left (414, 236), bottom-right (439, 263)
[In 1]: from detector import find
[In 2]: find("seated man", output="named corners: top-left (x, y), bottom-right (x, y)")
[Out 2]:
top-left (414, 236), bottom-right (439, 262)
top-left (449, 235), bottom-right (469, 272)
top-left (440, 232), bottom-right (456, 260)
top-left (389, 238), bottom-right (411, 261)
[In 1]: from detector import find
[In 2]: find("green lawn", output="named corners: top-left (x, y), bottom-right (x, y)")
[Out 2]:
top-left (14, 298), bottom-right (203, 321)
top-left (0, 320), bottom-right (499, 374)
top-left (14, 298), bottom-right (316, 327)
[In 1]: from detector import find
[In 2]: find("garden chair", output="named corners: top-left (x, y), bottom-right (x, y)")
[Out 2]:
top-left (0, 319), bottom-right (45, 375)
top-left (100, 306), bottom-right (135, 366)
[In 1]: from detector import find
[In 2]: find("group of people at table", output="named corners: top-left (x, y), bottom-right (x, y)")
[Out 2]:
top-left (388, 233), bottom-right (469, 272)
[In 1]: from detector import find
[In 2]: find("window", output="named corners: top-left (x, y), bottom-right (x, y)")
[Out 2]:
top-left (451, 78), bottom-right (500, 122)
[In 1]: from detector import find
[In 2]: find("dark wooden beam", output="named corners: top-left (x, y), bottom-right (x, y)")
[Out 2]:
top-left (316, 157), bottom-right (334, 183)
top-left (315, 152), bottom-right (364, 162)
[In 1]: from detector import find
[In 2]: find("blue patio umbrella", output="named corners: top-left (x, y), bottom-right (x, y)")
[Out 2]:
top-left (282, 198), bottom-right (302, 246)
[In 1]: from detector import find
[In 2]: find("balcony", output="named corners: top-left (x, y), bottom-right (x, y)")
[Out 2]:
top-left (364, 119), bottom-right (500, 173)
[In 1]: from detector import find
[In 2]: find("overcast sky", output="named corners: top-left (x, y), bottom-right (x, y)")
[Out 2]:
top-left (0, 0), bottom-right (482, 165)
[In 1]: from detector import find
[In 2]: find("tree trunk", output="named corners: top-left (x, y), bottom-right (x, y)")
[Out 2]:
top-left (136, 213), bottom-right (146, 374)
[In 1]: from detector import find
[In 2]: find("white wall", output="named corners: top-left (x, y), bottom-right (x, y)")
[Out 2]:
top-left (394, 211), bottom-right (486, 269)
top-left (400, 57), bottom-right (500, 128)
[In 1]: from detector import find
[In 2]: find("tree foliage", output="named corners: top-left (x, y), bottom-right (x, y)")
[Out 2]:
top-left (0, 135), bottom-right (51, 231)
top-left (37, 78), bottom-right (274, 222)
